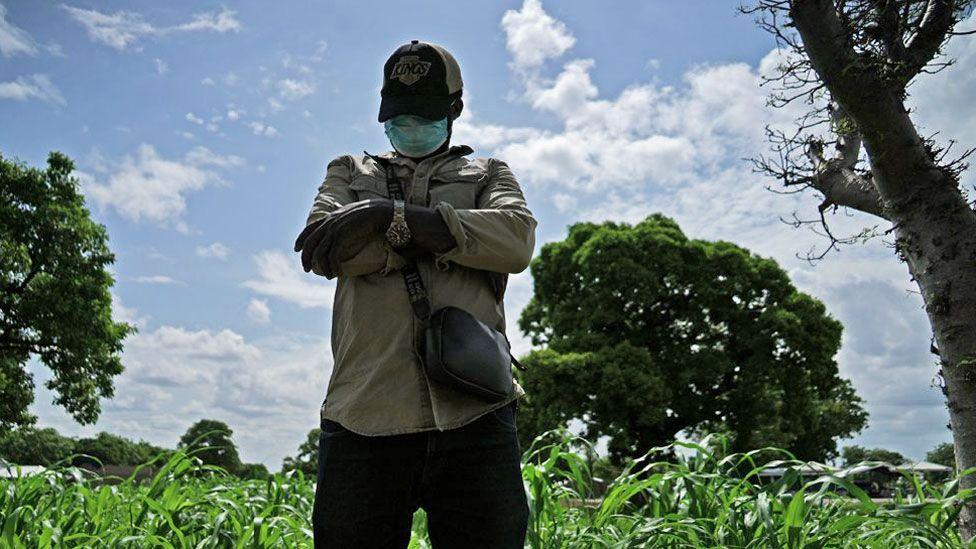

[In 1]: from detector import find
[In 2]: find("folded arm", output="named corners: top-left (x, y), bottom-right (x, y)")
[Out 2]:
top-left (428, 158), bottom-right (537, 274)
top-left (299, 156), bottom-right (404, 278)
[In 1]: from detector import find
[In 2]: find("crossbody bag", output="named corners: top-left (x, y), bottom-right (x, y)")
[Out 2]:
top-left (378, 158), bottom-right (526, 402)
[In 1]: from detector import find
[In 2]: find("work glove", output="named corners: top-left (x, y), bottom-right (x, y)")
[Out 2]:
top-left (294, 199), bottom-right (393, 278)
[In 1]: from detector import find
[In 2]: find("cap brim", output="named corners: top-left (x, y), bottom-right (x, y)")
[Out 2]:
top-left (378, 94), bottom-right (451, 123)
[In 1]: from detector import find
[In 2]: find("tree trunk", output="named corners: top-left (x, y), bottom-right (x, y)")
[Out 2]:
top-left (786, 0), bottom-right (976, 536)
top-left (890, 178), bottom-right (976, 537)
top-left (852, 94), bottom-right (976, 538)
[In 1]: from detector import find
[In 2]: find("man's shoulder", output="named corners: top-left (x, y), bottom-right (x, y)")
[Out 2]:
top-left (325, 153), bottom-right (385, 176)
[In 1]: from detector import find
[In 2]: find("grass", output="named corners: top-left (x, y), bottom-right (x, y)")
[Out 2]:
top-left (1, 429), bottom-right (973, 548)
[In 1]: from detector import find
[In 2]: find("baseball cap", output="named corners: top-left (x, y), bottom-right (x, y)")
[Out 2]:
top-left (378, 40), bottom-right (463, 123)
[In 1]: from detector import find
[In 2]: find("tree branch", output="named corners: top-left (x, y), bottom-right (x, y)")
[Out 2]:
top-left (805, 103), bottom-right (888, 219)
top-left (902, 0), bottom-right (955, 80)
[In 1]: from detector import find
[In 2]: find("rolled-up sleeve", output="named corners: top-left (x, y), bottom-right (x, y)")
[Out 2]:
top-left (432, 158), bottom-right (537, 273)
top-left (306, 156), bottom-right (403, 277)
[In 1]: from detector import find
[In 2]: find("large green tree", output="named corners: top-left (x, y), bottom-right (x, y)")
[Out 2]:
top-left (517, 214), bottom-right (867, 465)
top-left (281, 428), bottom-right (321, 476)
top-left (73, 432), bottom-right (165, 467)
top-left (0, 151), bottom-right (134, 433)
top-left (179, 419), bottom-right (242, 474)
top-left (927, 442), bottom-right (956, 468)
top-left (0, 427), bottom-right (75, 466)
top-left (841, 445), bottom-right (906, 465)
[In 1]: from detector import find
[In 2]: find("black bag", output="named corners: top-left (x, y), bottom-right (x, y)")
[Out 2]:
top-left (377, 157), bottom-right (526, 402)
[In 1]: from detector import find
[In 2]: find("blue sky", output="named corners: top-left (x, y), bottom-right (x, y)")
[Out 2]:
top-left (3, 0), bottom-right (974, 469)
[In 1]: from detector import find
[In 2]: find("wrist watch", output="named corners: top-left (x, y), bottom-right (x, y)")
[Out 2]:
top-left (385, 199), bottom-right (412, 248)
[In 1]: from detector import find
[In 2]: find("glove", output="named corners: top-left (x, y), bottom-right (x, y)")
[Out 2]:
top-left (294, 199), bottom-right (393, 278)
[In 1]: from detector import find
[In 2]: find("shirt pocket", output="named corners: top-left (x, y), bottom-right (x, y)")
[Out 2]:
top-left (348, 174), bottom-right (390, 200)
top-left (428, 170), bottom-right (485, 210)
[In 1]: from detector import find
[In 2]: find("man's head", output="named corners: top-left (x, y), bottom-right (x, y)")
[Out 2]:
top-left (379, 40), bottom-right (464, 159)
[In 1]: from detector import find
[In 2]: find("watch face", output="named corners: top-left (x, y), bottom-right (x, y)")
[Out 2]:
top-left (387, 225), bottom-right (411, 247)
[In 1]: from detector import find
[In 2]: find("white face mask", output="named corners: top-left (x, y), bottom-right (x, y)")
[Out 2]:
top-left (383, 114), bottom-right (449, 157)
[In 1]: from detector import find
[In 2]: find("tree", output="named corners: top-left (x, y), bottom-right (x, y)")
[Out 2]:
top-left (281, 428), bottom-right (321, 476)
top-left (178, 419), bottom-right (242, 474)
top-left (72, 432), bottom-right (164, 466)
top-left (0, 427), bottom-right (75, 466)
top-left (0, 151), bottom-right (135, 433)
top-left (927, 442), bottom-right (956, 468)
top-left (238, 462), bottom-right (271, 480)
top-left (743, 0), bottom-right (976, 535)
top-left (842, 444), bottom-right (906, 465)
top-left (516, 214), bottom-right (867, 466)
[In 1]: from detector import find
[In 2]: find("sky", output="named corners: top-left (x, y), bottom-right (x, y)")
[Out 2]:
top-left (2, 0), bottom-right (975, 470)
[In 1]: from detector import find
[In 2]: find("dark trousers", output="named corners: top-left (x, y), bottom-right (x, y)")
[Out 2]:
top-left (312, 399), bottom-right (529, 548)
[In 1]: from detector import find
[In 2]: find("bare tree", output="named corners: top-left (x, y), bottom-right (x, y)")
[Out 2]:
top-left (742, 0), bottom-right (976, 536)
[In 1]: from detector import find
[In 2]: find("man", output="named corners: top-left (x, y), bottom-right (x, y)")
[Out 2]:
top-left (294, 40), bottom-right (537, 548)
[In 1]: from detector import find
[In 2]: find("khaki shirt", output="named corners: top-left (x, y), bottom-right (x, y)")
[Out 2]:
top-left (304, 144), bottom-right (537, 435)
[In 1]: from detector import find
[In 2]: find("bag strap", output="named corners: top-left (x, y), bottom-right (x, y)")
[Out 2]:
top-left (379, 161), bottom-right (433, 324)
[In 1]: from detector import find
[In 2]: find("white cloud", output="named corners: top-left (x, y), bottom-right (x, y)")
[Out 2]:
top-left (135, 275), bottom-right (181, 285)
top-left (111, 292), bottom-right (149, 329)
top-left (0, 3), bottom-right (37, 57)
top-left (201, 76), bottom-right (215, 86)
top-left (172, 7), bottom-right (242, 33)
top-left (82, 144), bottom-right (244, 230)
top-left (61, 5), bottom-right (241, 51)
top-left (242, 250), bottom-right (335, 309)
top-left (246, 298), bottom-right (271, 324)
top-left (124, 325), bottom-right (262, 387)
top-left (278, 78), bottom-right (315, 100)
top-left (154, 57), bottom-right (168, 75)
top-left (0, 74), bottom-right (65, 106)
top-left (248, 121), bottom-right (279, 137)
top-left (501, 0), bottom-right (575, 72)
top-left (196, 242), bottom-right (230, 260)
top-left (185, 112), bottom-right (203, 125)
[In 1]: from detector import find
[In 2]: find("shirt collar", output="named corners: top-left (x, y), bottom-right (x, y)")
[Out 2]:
top-left (377, 144), bottom-right (474, 168)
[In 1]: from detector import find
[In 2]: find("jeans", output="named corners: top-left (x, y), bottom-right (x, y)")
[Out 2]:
top-left (312, 399), bottom-right (529, 548)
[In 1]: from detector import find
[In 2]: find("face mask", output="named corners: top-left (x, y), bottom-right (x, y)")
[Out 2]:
top-left (383, 114), bottom-right (449, 158)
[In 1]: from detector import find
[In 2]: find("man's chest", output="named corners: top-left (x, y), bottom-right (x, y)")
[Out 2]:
top-left (348, 163), bottom-right (488, 210)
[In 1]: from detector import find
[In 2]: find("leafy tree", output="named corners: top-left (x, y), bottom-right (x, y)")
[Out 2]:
top-left (743, 0), bottom-right (976, 536)
top-left (0, 427), bottom-right (75, 466)
top-left (0, 151), bottom-right (135, 433)
top-left (927, 442), bottom-right (956, 468)
top-left (72, 432), bottom-right (165, 466)
top-left (179, 419), bottom-right (242, 474)
top-left (238, 462), bottom-right (271, 480)
top-left (842, 445), bottom-right (906, 465)
top-left (281, 428), bottom-right (321, 476)
top-left (517, 214), bottom-right (867, 465)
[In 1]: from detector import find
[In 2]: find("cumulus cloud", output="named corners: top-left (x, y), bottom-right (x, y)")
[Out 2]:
top-left (242, 250), bottom-right (335, 309)
top-left (30, 297), bottom-right (331, 467)
top-left (0, 74), bottom-right (65, 105)
top-left (248, 121), bottom-right (279, 137)
top-left (196, 242), bottom-right (230, 260)
top-left (123, 325), bottom-right (262, 387)
top-left (501, 0), bottom-right (575, 72)
top-left (82, 144), bottom-right (244, 231)
top-left (61, 5), bottom-right (241, 51)
top-left (246, 298), bottom-right (271, 324)
top-left (277, 78), bottom-right (315, 100)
